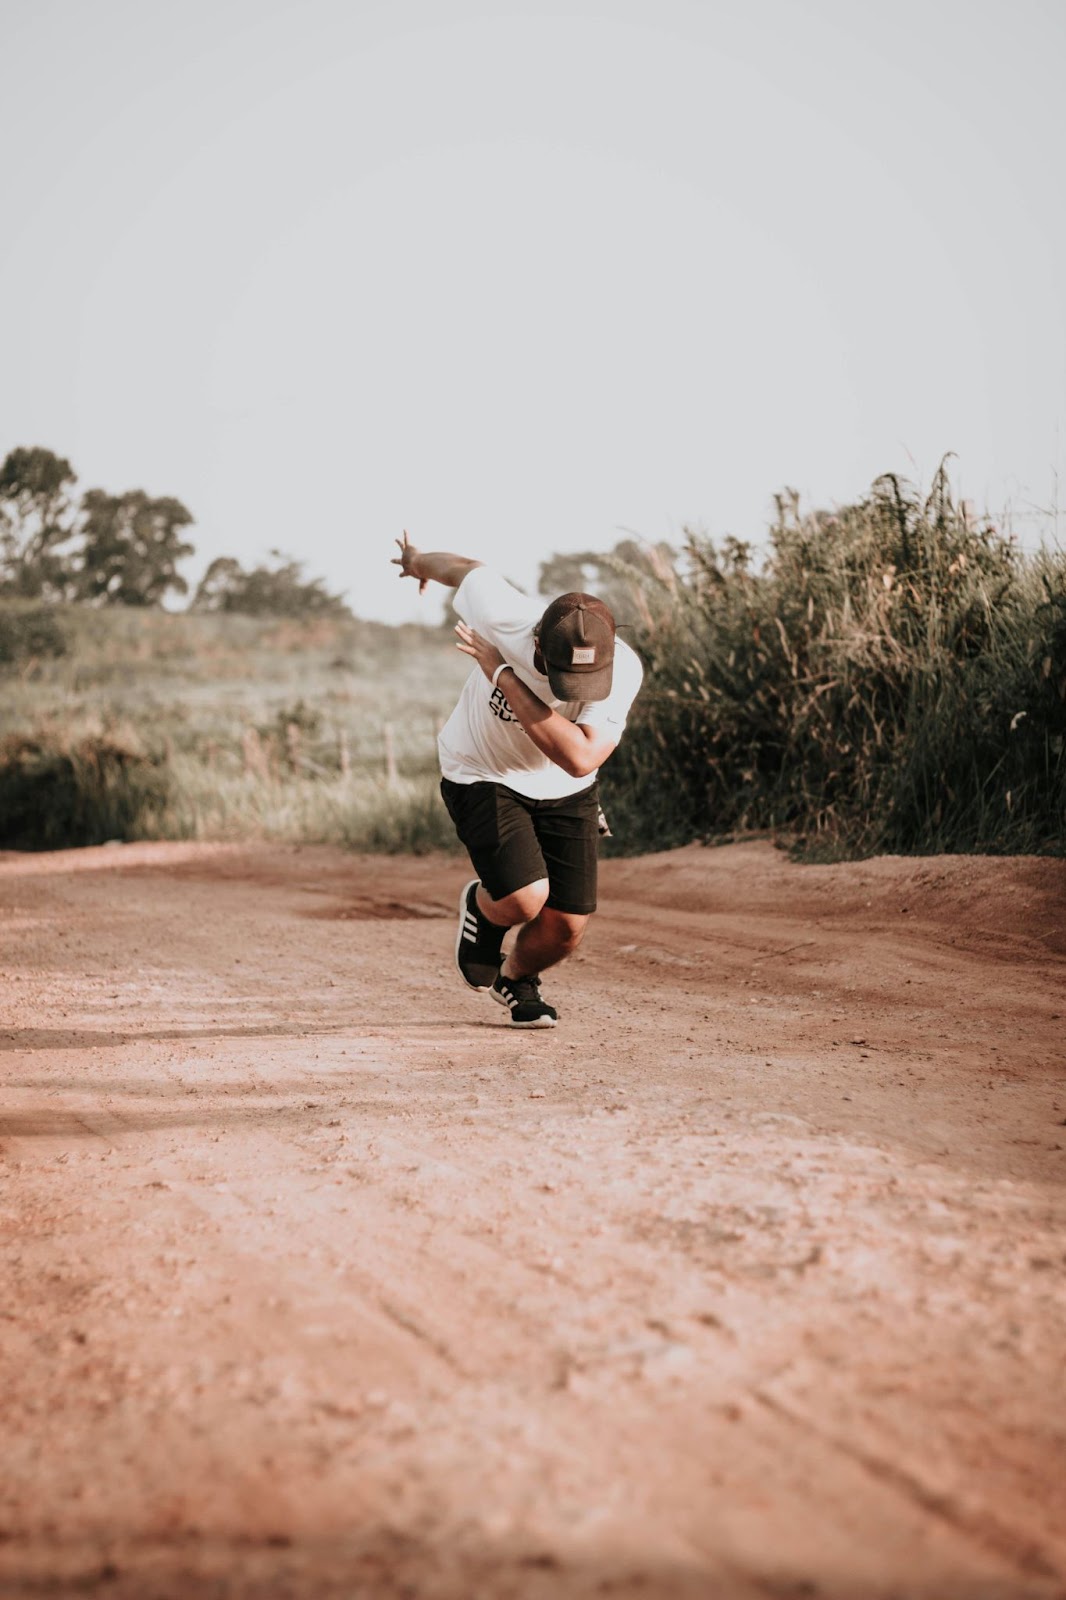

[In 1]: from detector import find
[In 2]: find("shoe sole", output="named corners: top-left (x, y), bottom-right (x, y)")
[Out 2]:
top-left (455, 878), bottom-right (493, 991)
top-left (489, 984), bottom-right (558, 1027)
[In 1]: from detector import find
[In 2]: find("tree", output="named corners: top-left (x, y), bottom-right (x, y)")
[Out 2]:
top-left (190, 556), bottom-right (243, 612)
top-left (0, 446), bottom-right (78, 599)
top-left (538, 537), bottom-right (678, 621)
top-left (536, 549), bottom-right (601, 597)
top-left (191, 550), bottom-right (349, 617)
top-left (77, 489), bottom-right (195, 606)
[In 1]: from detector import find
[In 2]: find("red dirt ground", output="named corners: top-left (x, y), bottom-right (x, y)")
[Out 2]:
top-left (1, 840), bottom-right (1064, 1599)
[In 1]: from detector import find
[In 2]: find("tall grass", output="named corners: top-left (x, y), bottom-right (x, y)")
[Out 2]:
top-left (602, 466), bottom-right (1066, 857)
top-left (158, 756), bottom-right (457, 854)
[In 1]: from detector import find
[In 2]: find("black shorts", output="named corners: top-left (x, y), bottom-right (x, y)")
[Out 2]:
top-left (440, 778), bottom-right (600, 915)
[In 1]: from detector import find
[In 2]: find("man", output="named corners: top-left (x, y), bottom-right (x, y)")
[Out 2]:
top-left (392, 532), bottom-right (643, 1028)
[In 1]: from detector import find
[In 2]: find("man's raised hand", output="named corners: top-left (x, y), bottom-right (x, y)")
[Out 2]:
top-left (391, 530), bottom-right (427, 595)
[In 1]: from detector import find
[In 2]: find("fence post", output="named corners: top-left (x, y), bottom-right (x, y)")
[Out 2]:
top-left (242, 727), bottom-right (269, 780)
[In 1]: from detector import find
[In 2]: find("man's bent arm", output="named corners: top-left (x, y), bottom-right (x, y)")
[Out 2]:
top-left (411, 551), bottom-right (482, 587)
top-left (392, 532), bottom-right (481, 592)
top-left (495, 667), bottom-right (617, 780)
top-left (452, 620), bottom-right (618, 779)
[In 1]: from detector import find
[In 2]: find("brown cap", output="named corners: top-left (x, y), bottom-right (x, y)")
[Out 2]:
top-left (537, 592), bottom-right (616, 702)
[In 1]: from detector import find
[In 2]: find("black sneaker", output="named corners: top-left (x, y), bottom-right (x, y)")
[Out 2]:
top-left (491, 971), bottom-right (558, 1028)
top-left (455, 879), bottom-right (506, 991)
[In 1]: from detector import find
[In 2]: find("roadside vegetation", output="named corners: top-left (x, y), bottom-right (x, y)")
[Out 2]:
top-left (0, 604), bottom-right (468, 852)
top-left (595, 465), bottom-right (1066, 857)
top-left (0, 443), bottom-right (468, 852)
top-left (2, 442), bottom-right (1062, 857)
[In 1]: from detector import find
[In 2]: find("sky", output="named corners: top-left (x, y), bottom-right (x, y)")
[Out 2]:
top-left (2, 0), bottom-right (1065, 622)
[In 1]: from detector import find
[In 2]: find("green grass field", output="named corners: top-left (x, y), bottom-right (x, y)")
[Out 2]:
top-left (0, 605), bottom-right (471, 851)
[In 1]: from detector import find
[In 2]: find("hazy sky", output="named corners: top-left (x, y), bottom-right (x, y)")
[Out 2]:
top-left (3, 0), bottom-right (1064, 621)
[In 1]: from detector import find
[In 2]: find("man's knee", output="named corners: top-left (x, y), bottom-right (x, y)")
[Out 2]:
top-left (539, 906), bottom-right (590, 953)
top-left (479, 877), bottom-right (550, 926)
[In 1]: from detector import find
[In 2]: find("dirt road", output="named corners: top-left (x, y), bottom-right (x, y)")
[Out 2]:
top-left (1, 840), bottom-right (1064, 1599)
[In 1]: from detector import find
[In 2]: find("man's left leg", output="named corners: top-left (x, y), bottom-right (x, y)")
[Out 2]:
top-left (491, 783), bottom-right (599, 1023)
top-left (502, 906), bottom-right (589, 979)
top-left (490, 906), bottom-right (588, 1029)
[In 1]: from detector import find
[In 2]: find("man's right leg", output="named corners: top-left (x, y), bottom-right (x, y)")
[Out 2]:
top-left (440, 781), bottom-right (569, 1026)
top-left (454, 877), bottom-right (548, 991)
top-left (466, 880), bottom-right (564, 1026)
top-left (440, 780), bottom-right (549, 991)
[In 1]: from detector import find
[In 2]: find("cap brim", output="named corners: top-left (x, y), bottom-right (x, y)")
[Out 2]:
top-left (546, 662), bottom-right (614, 703)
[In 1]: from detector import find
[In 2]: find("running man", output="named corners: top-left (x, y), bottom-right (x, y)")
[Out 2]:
top-left (392, 532), bottom-right (644, 1027)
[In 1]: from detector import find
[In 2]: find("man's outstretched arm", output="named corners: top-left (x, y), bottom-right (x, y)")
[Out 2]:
top-left (391, 531), bottom-right (481, 594)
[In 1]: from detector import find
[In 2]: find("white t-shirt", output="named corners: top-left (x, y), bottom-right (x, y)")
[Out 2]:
top-left (438, 567), bottom-right (643, 800)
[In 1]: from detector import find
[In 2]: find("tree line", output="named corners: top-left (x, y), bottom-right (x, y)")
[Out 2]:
top-left (0, 445), bottom-right (348, 616)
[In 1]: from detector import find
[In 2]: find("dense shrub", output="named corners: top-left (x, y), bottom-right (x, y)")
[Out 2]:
top-left (0, 604), bottom-right (69, 668)
top-left (601, 466), bottom-right (1066, 857)
top-left (0, 731), bottom-right (171, 850)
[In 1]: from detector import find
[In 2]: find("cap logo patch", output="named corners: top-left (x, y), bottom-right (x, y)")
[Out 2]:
top-left (571, 646), bottom-right (596, 665)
